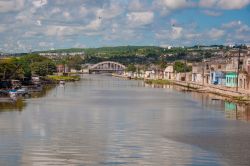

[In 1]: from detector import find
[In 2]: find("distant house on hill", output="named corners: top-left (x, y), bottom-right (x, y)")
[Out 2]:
top-left (56, 64), bottom-right (69, 73)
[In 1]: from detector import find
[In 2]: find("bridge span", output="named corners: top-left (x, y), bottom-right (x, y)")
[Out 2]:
top-left (89, 61), bottom-right (126, 73)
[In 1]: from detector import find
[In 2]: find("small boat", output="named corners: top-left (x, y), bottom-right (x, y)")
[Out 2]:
top-left (16, 87), bottom-right (30, 96)
top-left (27, 84), bottom-right (43, 92)
top-left (0, 90), bottom-right (17, 102)
top-left (59, 80), bottom-right (65, 85)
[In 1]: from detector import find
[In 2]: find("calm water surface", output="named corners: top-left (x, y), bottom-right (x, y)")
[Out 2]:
top-left (1, 75), bottom-right (250, 166)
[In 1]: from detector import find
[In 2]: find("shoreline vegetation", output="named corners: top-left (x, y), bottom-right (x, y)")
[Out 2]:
top-left (144, 79), bottom-right (171, 85)
top-left (46, 75), bottom-right (81, 82)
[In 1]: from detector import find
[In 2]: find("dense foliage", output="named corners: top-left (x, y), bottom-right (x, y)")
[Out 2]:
top-left (0, 54), bottom-right (56, 81)
top-left (37, 46), bottom-right (220, 65)
top-left (174, 61), bottom-right (192, 73)
top-left (126, 64), bottom-right (136, 72)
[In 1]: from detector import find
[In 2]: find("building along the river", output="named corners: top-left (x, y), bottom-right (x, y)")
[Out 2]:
top-left (225, 72), bottom-right (237, 87)
top-left (163, 48), bottom-right (250, 92)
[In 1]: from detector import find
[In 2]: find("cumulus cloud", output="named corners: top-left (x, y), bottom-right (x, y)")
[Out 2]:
top-left (0, 0), bottom-right (25, 13)
top-left (96, 2), bottom-right (124, 20)
top-left (156, 24), bottom-right (202, 42)
top-left (208, 28), bottom-right (225, 39)
top-left (171, 26), bottom-right (184, 39)
top-left (38, 41), bottom-right (54, 47)
top-left (199, 0), bottom-right (217, 8)
top-left (32, 0), bottom-right (47, 8)
top-left (217, 0), bottom-right (250, 9)
top-left (128, 0), bottom-right (144, 11)
top-left (222, 20), bottom-right (242, 28)
top-left (0, 0), bottom-right (249, 52)
top-left (154, 0), bottom-right (195, 15)
top-left (202, 10), bottom-right (222, 16)
top-left (199, 0), bottom-right (250, 9)
top-left (84, 19), bottom-right (102, 31)
top-left (127, 11), bottom-right (154, 27)
top-left (0, 25), bottom-right (6, 32)
top-left (157, 0), bottom-right (193, 10)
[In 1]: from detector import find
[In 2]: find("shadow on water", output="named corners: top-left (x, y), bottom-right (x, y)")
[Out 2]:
top-left (145, 83), bottom-right (250, 166)
top-left (0, 85), bottom-right (56, 112)
top-left (0, 99), bottom-right (26, 112)
top-left (145, 83), bottom-right (250, 123)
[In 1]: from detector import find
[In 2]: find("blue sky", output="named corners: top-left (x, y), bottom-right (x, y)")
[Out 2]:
top-left (0, 0), bottom-right (250, 52)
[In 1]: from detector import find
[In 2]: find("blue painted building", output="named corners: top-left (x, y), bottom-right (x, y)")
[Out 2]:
top-left (210, 71), bottom-right (225, 85)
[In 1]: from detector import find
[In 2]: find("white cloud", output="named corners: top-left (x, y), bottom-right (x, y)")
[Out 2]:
top-left (157, 0), bottom-right (193, 10)
top-left (128, 0), bottom-right (144, 11)
top-left (95, 2), bottom-right (124, 20)
top-left (0, 25), bottom-right (6, 32)
top-left (36, 20), bottom-right (42, 26)
top-left (199, 0), bottom-right (217, 8)
top-left (0, 0), bottom-right (250, 52)
top-left (74, 43), bottom-right (86, 48)
top-left (32, 0), bottom-right (48, 8)
top-left (155, 26), bottom-right (184, 40)
top-left (0, 0), bottom-right (25, 13)
top-left (23, 31), bottom-right (39, 38)
top-left (199, 0), bottom-right (250, 9)
top-left (45, 25), bottom-right (70, 37)
top-left (63, 11), bottom-right (71, 20)
top-left (51, 7), bottom-right (61, 14)
top-left (84, 19), bottom-right (102, 31)
top-left (154, 0), bottom-right (195, 15)
top-left (44, 19), bottom-right (102, 37)
top-left (217, 0), bottom-right (250, 9)
top-left (202, 10), bottom-right (222, 16)
top-left (222, 20), bottom-right (242, 28)
top-left (171, 26), bottom-right (183, 39)
top-left (79, 6), bottom-right (89, 17)
top-left (38, 42), bottom-right (54, 47)
top-left (127, 11), bottom-right (154, 27)
top-left (185, 33), bottom-right (202, 39)
top-left (208, 28), bottom-right (225, 39)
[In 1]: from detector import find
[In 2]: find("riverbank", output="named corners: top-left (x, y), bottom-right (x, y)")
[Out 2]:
top-left (46, 75), bottom-right (81, 82)
top-left (144, 79), bottom-right (171, 85)
top-left (112, 74), bottom-right (250, 104)
top-left (146, 79), bottom-right (250, 104)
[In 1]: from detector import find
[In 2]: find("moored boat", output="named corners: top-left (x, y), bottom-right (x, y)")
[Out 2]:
top-left (0, 90), bottom-right (17, 102)
top-left (59, 80), bottom-right (65, 84)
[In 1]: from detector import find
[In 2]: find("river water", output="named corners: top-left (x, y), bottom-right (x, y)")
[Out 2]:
top-left (1, 75), bottom-right (250, 166)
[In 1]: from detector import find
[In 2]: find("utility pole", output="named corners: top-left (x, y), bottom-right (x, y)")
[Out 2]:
top-left (184, 52), bottom-right (187, 82)
top-left (236, 46), bottom-right (241, 92)
top-left (202, 53), bottom-right (205, 86)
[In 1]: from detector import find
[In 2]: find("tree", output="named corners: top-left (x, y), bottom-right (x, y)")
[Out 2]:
top-left (126, 64), bottom-right (136, 72)
top-left (65, 55), bottom-right (84, 70)
top-left (18, 54), bottom-right (50, 78)
top-left (0, 59), bottom-right (24, 80)
top-left (30, 61), bottom-right (56, 76)
top-left (174, 61), bottom-right (191, 73)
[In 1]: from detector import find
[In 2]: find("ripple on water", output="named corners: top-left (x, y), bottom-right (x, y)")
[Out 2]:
top-left (0, 75), bottom-right (249, 166)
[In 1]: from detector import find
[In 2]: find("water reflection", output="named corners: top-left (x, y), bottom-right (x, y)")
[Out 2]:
top-left (146, 82), bottom-right (250, 123)
top-left (0, 85), bottom-right (56, 112)
top-left (1, 76), bottom-right (250, 166)
top-left (30, 85), bottom-right (56, 98)
top-left (225, 102), bottom-right (250, 121)
top-left (0, 99), bottom-right (26, 112)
